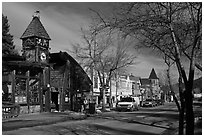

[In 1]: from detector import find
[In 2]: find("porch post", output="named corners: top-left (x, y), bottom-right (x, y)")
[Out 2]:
top-left (38, 73), bottom-right (43, 112)
top-left (44, 67), bottom-right (51, 112)
top-left (26, 71), bottom-right (30, 113)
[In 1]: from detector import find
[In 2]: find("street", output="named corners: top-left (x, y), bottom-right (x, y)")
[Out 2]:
top-left (2, 102), bottom-right (202, 135)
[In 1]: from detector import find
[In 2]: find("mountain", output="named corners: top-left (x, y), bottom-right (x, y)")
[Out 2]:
top-left (161, 77), bottom-right (202, 94)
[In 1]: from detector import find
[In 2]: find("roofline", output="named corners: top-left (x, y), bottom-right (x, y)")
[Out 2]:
top-left (20, 35), bottom-right (51, 40)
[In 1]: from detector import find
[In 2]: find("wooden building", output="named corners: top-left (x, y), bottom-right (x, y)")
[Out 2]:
top-left (49, 52), bottom-right (92, 112)
top-left (2, 55), bottom-right (48, 114)
top-left (2, 12), bottom-right (92, 115)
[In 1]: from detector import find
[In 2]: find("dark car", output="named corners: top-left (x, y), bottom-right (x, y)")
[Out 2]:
top-left (155, 99), bottom-right (164, 105)
top-left (143, 99), bottom-right (157, 107)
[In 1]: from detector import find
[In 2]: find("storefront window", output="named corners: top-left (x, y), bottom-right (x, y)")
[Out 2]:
top-left (94, 76), bottom-right (98, 88)
top-left (15, 78), bottom-right (27, 104)
top-left (29, 79), bottom-right (40, 105)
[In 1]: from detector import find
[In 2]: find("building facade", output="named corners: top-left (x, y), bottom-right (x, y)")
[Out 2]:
top-left (2, 12), bottom-right (92, 115)
top-left (140, 68), bottom-right (161, 100)
top-left (92, 70), bottom-right (110, 106)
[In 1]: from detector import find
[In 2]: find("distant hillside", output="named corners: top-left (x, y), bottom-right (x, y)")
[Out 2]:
top-left (161, 77), bottom-right (202, 94)
top-left (193, 77), bottom-right (202, 92)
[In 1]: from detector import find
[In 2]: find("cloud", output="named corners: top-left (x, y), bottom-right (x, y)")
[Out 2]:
top-left (2, 2), bottom-right (91, 53)
top-left (2, 2), bottom-right (168, 78)
top-left (3, 2), bottom-right (190, 80)
top-left (128, 57), bottom-right (165, 78)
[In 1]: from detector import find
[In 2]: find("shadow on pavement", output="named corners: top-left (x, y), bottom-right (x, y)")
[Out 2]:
top-left (122, 111), bottom-right (179, 121)
top-left (93, 124), bottom-right (157, 135)
top-left (2, 118), bottom-right (68, 131)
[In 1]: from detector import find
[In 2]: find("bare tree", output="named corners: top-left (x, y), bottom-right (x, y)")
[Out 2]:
top-left (163, 55), bottom-right (185, 134)
top-left (91, 2), bottom-right (201, 134)
top-left (72, 28), bottom-right (137, 111)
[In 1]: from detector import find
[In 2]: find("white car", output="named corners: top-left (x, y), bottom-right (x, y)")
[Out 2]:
top-left (116, 97), bottom-right (139, 112)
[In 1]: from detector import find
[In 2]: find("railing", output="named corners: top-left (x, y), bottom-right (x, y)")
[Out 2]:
top-left (2, 102), bottom-right (20, 119)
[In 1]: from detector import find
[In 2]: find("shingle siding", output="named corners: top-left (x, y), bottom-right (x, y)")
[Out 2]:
top-left (21, 17), bottom-right (51, 40)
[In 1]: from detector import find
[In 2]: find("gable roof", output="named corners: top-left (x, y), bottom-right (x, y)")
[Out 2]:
top-left (21, 16), bottom-right (51, 40)
top-left (129, 75), bottom-right (140, 82)
top-left (49, 51), bottom-right (92, 86)
top-left (149, 68), bottom-right (158, 79)
top-left (140, 78), bottom-right (151, 85)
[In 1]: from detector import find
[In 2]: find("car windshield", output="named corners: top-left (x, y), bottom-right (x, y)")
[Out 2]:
top-left (120, 97), bottom-right (133, 102)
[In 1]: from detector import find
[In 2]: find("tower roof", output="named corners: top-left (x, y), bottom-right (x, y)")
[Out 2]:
top-left (21, 16), bottom-right (51, 40)
top-left (149, 68), bottom-right (158, 79)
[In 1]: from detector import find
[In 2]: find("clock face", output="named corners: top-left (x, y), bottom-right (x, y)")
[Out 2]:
top-left (40, 52), bottom-right (47, 61)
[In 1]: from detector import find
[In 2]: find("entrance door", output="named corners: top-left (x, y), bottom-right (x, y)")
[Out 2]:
top-left (51, 92), bottom-right (59, 111)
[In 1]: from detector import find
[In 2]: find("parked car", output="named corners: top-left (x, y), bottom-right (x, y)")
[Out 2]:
top-left (116, 97), bottom-right (139, 112)
top-left (155, 99), bottom-right (164, 105)
top-left (143, 99), bottom-right (157, 107)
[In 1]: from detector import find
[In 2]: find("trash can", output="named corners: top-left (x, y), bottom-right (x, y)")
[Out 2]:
top-left (89, 103), bottom-right (95, 114)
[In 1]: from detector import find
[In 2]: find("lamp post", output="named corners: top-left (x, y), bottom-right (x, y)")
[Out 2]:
top-left (140, 88), bottom-right (145, 106)
top-left (90, 66), bottom-right (94, 103)
top-left (115, 72), bottom-right (120, 103)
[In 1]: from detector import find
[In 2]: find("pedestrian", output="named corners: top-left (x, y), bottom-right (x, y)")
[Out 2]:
top-left (83, 98), bottom-right (88, 113)
top-left (80, 98), bottom-right (84, 112)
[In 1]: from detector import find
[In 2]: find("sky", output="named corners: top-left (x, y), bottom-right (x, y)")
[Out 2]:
top-left (2, 2), bottom-right (199, 79)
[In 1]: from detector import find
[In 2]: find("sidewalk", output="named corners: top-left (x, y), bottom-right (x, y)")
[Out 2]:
top-left (2, 111), bottom-right (87, 131)
top-left (2, 111), bottom-right (180, 135)
top-left (2, 112), bottom-right (172, 135)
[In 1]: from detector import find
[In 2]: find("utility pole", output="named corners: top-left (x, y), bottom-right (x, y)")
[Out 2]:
top-left (90, 65), bottom-right (94, 102)
top-left (109, 78), bottom-right (112, 108)
top-left (115, 72), bottom-right (119, 103)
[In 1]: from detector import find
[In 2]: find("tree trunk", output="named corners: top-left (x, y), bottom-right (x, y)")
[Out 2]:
top-left (179, 101), bottom-right (185, 135)
top-left (90, 65), bottom-right (94, 103)
top-left (185, 81), bottom-right (194, 134)
top-left (166, 68), bottom-right (180, 110)
top-left (109, 80), bottom-right (113, 108)
top-left (185, 53), bottom-right (195, 135)
top-left (166, 65), bottom-right (186, 135)
top-left (178, 77), bottom-right (185, 135)
top-left (102, 88), bottom-right (106, 111)
top-left (116, 81), bottom-right (118, 102)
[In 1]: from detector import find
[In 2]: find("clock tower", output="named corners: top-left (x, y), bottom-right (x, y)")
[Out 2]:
top-left (21, 11), bottom-right (51, 64)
